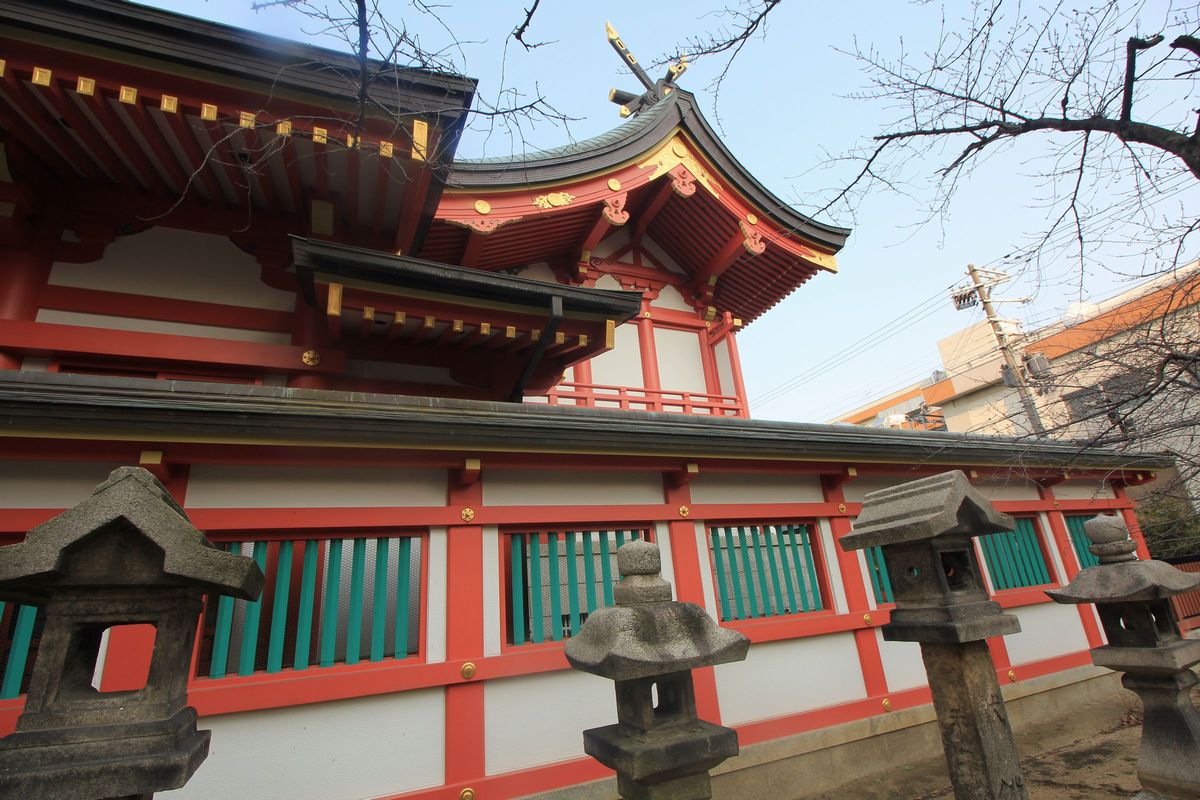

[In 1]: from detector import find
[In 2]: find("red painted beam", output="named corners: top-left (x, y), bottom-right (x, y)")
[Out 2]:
top-left (39, 284), bottom-right (293, 333)
top-left (632, 179), bottom-right (674, 244)
top-left (0, 319), bottom-right (343, 374)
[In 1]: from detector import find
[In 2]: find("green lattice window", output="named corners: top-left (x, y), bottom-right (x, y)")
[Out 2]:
top-left (865, 545), bottom-right (894, 604)
top-left (979, 518), bottom-right (1052, 590)
top-left (708, 524), bottom-right (824, 621)
top-left (1065, 514), bottom-right (1100, 569)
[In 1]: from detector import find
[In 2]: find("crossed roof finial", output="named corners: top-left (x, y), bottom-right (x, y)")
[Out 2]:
top-left (605, 21), bottom-right (688, 118)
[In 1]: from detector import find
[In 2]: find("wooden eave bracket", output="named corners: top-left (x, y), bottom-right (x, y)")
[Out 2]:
top-left (138, 449), bottom-right (176, 482)
top-left (667, 462), bottom-right (700, 488)
top-left (822, 465), bottom-right (858, 490)
top-left (1112, 471), bottom-right (1157, 489)
top-left (455, 457), bottom-right (481, 486)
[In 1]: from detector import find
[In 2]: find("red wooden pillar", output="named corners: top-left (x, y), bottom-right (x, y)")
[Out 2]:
top-left (662, 475), bottom-right (721, 723)
top-left (1113, 484), bottom-right (1152, 560)
top-left (722, 330), bottom-right (750, 418)
top-left (637, 301), bottom-right (661, 397)
top-left (698, 326), bottom-right (721, 398)
top-left (1038, 485), bottom-right (1103, 648)
top-left (821, 475), bottom-right (889, 698)
top-left (445, 475), bottom-right (485, 784)
top-left (0, 240), bottom-right (53, 370)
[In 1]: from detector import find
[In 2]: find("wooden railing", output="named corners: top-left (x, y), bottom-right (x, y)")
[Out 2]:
top-left (1167, 557), bottom-right (1200, 632)
top-left (538, 382), bottom-right (746, 417)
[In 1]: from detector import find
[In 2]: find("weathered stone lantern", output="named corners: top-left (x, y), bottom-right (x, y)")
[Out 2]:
top-left (0, 467), bottom-right (264, 800)
top-left (1047, 514), bottom-right (1200, 799)
top-left (565, 539), bottom-right (749, 800)
top-left (841, 471), bottom-right (1028, 800)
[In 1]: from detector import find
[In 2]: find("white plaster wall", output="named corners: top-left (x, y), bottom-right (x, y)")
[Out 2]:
top-left (1003, 602), bottom-right (1090, 665)
top-left (0, 461), bottom-right (120, 507)
top-left (588, 322), bottom-right (644, 389)
top-left (652, 285), bottom-right (694, 312)
top-left (521, 262), bottom-right (558, 283)
top-left (185, 465), bottom-right (446, 508)
top-left (653, 522), bottom-right (676, 600)
top-left (160, 690), bottom-right (444, 800)
top-left (842, 476), bottom-right (904, 504)
top-left (426, 527), bottom-right (448, 663)
top-left (876, 631), bottom-right (928, 691)
top-left (694, 522), bottom-right (720, 618)
top-left (592, 228), bottom-right (630, 260)
top-left (640, 236), bottom-right (687, 275)
top-left (654, 327), bottom-right (707, 394)
top-left (484, 670), bottom-right (614, 774)
top-left (714, 339), bottom-right (735, 398)
top-left (482, 526), bottom-right (501, 657)
top-left (483, 470), bottom-right (662, 506)
top-left (49, 227), bottom-right (295, 310)
top-left (1053, 479), bottom-right (1116, 500)
top-left (35, 309), bottom-right (291, 345)
top-left (689, 473), bottom-right (824, 505)
top-left (715, 634), bottom-right (866, 725)
top-left (817, 518), bottom-right (848, 614)
top-left (974, 479), bottom-right (1041, 502)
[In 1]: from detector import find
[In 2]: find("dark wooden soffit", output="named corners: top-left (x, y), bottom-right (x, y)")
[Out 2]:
top-left (0, 372), bottom-right (1175, 473)
top-left (447, 90), bottom-right (849, 254)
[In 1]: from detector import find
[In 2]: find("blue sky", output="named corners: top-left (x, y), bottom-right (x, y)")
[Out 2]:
top-left (144, 1), bottom-right (1198, 423)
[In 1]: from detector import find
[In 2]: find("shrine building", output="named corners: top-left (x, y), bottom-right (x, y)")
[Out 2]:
top-left (0, 2), bottom-right (1172, 798)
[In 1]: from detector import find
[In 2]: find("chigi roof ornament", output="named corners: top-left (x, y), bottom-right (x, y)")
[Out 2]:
top-left (606, 21), bottom-right (688, 118)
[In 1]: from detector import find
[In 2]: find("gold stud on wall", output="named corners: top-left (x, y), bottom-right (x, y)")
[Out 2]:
top-left (461, 507), bottom-right (476, 522)
top-left (461, 662), bottom-right (476, 679)
top-left (301, 350), bottom-right (321, 367)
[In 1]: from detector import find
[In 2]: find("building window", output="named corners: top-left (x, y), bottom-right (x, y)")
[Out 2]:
top-left (1064, 514), bottom-right (1100, 569)
top-left (865, 545), bottom-right (894, 604)
top-left (707, 523), bottom-right (825, 621)
top-left (1063, 371), bottom-right (1149, 433)
top-left (978, 518), bottom-right (1053, 590)
top-left (505, 528), bottom-right (650, 645)
top-left (197, 532), bottom-right (423, 679)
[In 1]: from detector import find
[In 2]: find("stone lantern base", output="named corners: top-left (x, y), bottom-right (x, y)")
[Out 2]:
top-left (0, 707), bottom-right (209, 800)
top-left (584, 719), bottom-right (740, 800)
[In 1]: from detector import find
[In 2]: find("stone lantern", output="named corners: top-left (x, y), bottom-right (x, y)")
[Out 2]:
top-left (564, 539), bottom-right (749, 800)
top-left (0, 467), bottom-right (264, 800)
top-left (841, 471), bottom-right (1027, 800)
top-left (1047, 514), bottom-right (1200, 799)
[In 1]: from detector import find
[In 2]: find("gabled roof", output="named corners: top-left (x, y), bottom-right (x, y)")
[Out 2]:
top-left (448, 91), bottom-right (848, 251)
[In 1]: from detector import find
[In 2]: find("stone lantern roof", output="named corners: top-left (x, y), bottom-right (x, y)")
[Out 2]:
top-left (0, 466), bottom-right (262, 603)
top-left (565, 539), bottom-right (747, 681)
top-left (1048, 515), bottom-right (1200, 604)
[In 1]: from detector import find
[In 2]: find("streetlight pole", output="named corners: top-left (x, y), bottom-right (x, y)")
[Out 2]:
top-left (966, 263), bottom-right (1046, 436)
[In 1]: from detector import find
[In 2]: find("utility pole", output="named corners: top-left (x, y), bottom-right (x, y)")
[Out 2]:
top-left (965, 263), bottom-right (1046, 436)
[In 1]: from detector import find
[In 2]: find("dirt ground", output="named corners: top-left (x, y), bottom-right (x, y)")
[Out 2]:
top-left (797, 710), bottom-right (1148, 800)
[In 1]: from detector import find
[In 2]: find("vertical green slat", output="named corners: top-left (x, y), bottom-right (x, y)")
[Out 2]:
top-left (266, 540), bottom-right (293, 673)
top-left (710, 528), bottom-right (735, 621)
top-left (511, 535), bottom-right (526, 645)
top-left (979, 534), bottom-right (1003, 590)
top-left (548, 533), bottom-right (563, 641)
top-left (736, 526), bottom-right (760, 617)
top-left (319, 538), bottom-right (343, 668)
top-left (237, 540), bottom-right (269, 676)
top-left (875, 546), bottom-right (894, 603)
top-left (370, 538), bottom-right (390, 662)
top-left (864, 547), bottom-right (885, 605)
top-left (529, 533), bottom-right (545, 643)
top-left (345, 538), bottom-right (367, 665)
top-left (395, 537), bottom-right (412, 658)
top-left (583, 532), bottom-right (598, 614)
top-left (1, 605), bottom-right (37, 698)
top-left (775, 526), bottom-right (798, 614)
top-left (1018, 520), bottom-right (1050, 584)
top-left (801, 526), bottom-right (822, 610)
top-left (786, 526), bottom-right (811, 612)
top-left (764, 526), bottom-right (786, 615)
top-left (1006, 530), bottom-right (1034, 587)
top-left (615, 530), bottom-right (627, 551)
top-left (209, 542), bottom-right (240, 679)
top-left (986, 533), bottom-right (1013, 590)
top-left (565, 532), bottom-right (581, 636)
top-left (293, 539), bottom-right (319, 670)
top-left (599, 532), bottom-right (615, 607)
top-left (725, 528), bottom-right (748, 619)
top-left (749, 527), bottom-right (772, 615)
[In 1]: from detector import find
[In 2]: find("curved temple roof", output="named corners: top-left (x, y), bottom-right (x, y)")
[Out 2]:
top-left (423, 90), bottom-right (850, 325)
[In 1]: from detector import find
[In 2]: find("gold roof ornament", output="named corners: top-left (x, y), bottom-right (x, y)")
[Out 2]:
top-left (604, 21), bottom-right (688, 118)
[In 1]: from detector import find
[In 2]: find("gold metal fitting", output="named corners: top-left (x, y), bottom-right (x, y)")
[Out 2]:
top-left (838, 503), bottom-right (847, 514)
top-left (301, 350), bottom-right (321, 367)
top-left (474, 199), bottom-right (491, 215)
top-left (746, 213), bottom-right (758, 225)
top-left (882, 698), bottom-right (892, 712)
top-left (461, 662), bottom-right (476, 680)
top-left (678, 505), bottom-right (690, 518)
top-left (643, 311), bottom-right (651, 318)
top-left (863, 613), bottom-right (873, 626)
top-left (459, 790), bottom-right (476, 800)
top-left (607, 178), bottom-right (622, 191)
top-left (1008, 669), bottom-right (1017, 682)
top-left (460, 507), bottom-right (476, 522)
